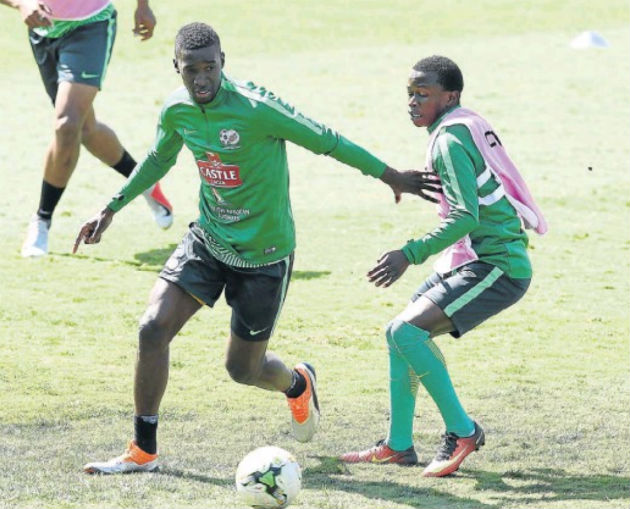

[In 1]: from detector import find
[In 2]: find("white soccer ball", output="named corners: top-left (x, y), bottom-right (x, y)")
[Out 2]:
top-left (235, 446), bottom-right (302, 509)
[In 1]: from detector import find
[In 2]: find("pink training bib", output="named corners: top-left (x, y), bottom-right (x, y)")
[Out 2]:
top-left (426, 108), bottom-right (547, 274)
top-left (43, 0), bottom-right (111, 21)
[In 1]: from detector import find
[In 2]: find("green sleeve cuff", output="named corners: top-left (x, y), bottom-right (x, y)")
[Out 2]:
top-left (401, 239), bottom-right (428, 265)
top-left (106, 195), bottom-right (126, 213)
top-left (371, 162), bottom-right (386, 179)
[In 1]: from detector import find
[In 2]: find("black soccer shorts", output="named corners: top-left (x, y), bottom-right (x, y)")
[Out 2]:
top-left (160, 223), bottom-right (294, 342)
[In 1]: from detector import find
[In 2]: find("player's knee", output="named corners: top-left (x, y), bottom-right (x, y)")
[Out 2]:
top-left (137, 316), bottom-right (172, 353)
top-left (225, 358), bottom-right (259, 386)
top-left (385, 318), bottom-right (405, 349)
top-left (386, 318), bottom-right (429, 351)
top-left (54, 114), bottom-right (83, 145)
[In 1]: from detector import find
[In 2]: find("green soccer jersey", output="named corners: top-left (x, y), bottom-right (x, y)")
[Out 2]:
top-left (401, 107), bottom-right (532, 279)
top-left (107, 74), bottom-right (387, 266)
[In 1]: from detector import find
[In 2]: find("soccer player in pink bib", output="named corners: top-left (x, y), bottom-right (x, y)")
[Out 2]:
top-left (340, 55), bottom-right (547, 477)
top-left (1, 0), bottom-right (173, 257)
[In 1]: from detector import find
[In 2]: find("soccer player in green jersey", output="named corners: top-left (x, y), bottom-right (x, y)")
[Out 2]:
top-left (73, 23), bottom-right (440, 474)
top-left (341, 56), bottom-right (546, 477)
top-left (1, 0), bottom-right (173, 258)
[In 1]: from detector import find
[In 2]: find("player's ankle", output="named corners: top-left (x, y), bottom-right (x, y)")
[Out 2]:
top-left (134, 415), bottom-right (158, 454)
top-left (284, 369), bottom-right (306, 398)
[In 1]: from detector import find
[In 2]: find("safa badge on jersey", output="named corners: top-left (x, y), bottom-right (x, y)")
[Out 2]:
top-left (219, 128), bottom-right (240, 149)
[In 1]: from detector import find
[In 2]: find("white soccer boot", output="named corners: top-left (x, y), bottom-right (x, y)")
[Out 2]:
top-left (84, 440), bottom-right (158, 474)
top-left (21, 215), bottom-right (51, 257)
top-left (142, 182), bottom-right (173, 230)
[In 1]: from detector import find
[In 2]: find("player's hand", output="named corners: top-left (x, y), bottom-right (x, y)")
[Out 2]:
top-left (133, 1), bottom-right (156, 41)
top-left (18, 0), bottom-right (52, 28)
top-left (367, 249), bottom-right (410, 288)
top-left (380, 167), bottom-right (441, 204)
top-left (73, 208), bottom-right (115, 253)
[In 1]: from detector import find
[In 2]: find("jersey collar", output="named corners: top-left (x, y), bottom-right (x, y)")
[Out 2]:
top-left (427, 105), bottom-right (460, 134)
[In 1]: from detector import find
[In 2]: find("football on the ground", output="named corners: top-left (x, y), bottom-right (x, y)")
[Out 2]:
top-left (235, 446), bottom-right (302, 508)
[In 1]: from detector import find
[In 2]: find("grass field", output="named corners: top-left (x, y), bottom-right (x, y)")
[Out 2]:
top-left (1, 1), bottom-right (629, 508)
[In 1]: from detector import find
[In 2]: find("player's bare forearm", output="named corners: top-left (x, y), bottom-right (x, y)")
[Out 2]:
top-left (133, 0), bottom-right (156, 40)
top-left (379, 166), bottom-right (442, 204)
top-left (73, 207), bottom-right (115, 254)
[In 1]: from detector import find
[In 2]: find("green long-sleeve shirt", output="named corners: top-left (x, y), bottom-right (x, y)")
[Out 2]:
top-left (401, 107), bottom-right (531, 279)
top-left (107, 74), bottom-right (386, 266)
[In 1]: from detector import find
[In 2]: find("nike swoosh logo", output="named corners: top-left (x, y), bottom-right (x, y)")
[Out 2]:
top-left (425, 448), bottom-right (468, 473)
top-left (81, 71), bottom-right (100, 79)
top-left (183, 128), bottom-right (198, 134)
top-left (249, 328), bottom-right (267, 336)
top-left (370, 454), bottom-right (396, 464)
top-left (446, 449), bottom-right (468, 466)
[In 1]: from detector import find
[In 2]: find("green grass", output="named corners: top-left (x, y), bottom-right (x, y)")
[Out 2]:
top-left (1, 1), bottom-right (629, 508)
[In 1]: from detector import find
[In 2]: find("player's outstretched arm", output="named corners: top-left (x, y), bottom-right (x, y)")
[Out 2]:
top-left (73, 207), bottom-right (115, 254)
top-left (379, 166), bottom-right (441, 204)
top-left (133, 0), bottom-right (156, 41)
top-left (0, 0), bottom-right (52, 28)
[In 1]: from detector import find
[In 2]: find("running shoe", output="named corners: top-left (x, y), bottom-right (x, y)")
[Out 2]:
top-left (21, 215), bottom-right (50, 257)
top-left (83, 440), bottom-right (158, 474)
top-left (143, 182), bottom-right (173, 229)
top-left (421, 421), bottom-right (485, 477)
top-left (340, 439), bottom-right (418, 465)
top-left (287, 362), bottom-right (320, 443)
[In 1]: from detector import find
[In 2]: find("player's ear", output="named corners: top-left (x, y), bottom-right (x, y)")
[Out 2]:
top-left (447, 90), bottom-right (460, 107)
top-left (221, 51), bottom-right (226, 68)
top-left (173, 58), bottom-right (180, 74)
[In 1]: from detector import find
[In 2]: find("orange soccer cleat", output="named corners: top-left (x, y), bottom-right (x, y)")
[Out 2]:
top-left (286, 362), bottom-right (320, 443)
top-left (421, 421), bottom-right (485, 477)
top-left (340, 439), bottom-right (418, 465)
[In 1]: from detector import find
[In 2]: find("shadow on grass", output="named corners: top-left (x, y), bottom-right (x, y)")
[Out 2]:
top-left (303, 456), bottom-right (629, 508)
top-left (292, 270), bottom-right (330, 280)
top-left (155, 458), bottom-right (629, 508)
top-left (160, 468), bottom-right (233, 487)
top-left (54, 245), bottom-right (177, 273)
top-left (133, 245), bottom-right (178, 269)
top-left (159, 457), bottom-right (487, 508)
top-left (305, 455), bottom-right (492, 509)
top-left (467, 467), bottom-right (630, 505)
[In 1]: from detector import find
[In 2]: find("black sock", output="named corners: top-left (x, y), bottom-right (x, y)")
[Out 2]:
top-left (134, 415), bottom-right (158, 454)
top-left (37, 180), bottom-right (65, 222)
top-left (111, 150), bottom-right (137, 178)
top-left (284, 370), bottom-right (306, 398)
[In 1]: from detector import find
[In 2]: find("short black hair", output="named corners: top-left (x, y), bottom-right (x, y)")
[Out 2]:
top-left (175, 22), bottom-right (221, 56)
top-left (413, 55), bottom-right (463, 92)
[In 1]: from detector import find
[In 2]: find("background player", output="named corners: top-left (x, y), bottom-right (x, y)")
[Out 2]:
top-left (0, 0), bottom-right (173, 257)
top-left (73, 23), bottom-right (440, 474)
top-left (341, 55), bottom-right (547, 477)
